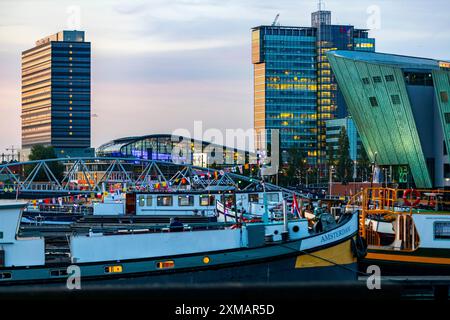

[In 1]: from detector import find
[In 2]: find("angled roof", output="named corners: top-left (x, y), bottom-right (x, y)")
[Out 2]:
top-left (328, 50), bottom-right (448, 70)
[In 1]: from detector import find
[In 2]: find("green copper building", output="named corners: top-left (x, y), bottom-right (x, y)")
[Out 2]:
top-left (327, 50), bottom-right (450, 188)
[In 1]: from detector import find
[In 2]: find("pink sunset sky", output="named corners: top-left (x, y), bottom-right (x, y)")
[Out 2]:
top-left (0, 0), bottom-right (448, 154)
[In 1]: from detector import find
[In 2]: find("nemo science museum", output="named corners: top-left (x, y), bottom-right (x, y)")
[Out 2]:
top-left (327, 50), bottom-right (450, 188)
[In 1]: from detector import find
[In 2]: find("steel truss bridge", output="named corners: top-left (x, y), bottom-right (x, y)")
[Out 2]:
top-left (0, 157), bottom-right (305, 199)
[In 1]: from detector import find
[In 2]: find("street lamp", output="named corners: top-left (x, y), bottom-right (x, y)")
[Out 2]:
top-left (370, 151), bottom-right (378, 188)
top-left (329, 165), bottom-right (335, 196)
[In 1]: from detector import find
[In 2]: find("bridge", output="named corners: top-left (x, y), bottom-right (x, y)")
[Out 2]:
top-left (0, 157), bottom-right (305, 199)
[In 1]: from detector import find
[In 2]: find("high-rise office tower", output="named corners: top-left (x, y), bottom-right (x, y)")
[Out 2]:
top-left (21, 30), bottom-right (92, 158)
top-left (252, 10), bottom-right (375, 168)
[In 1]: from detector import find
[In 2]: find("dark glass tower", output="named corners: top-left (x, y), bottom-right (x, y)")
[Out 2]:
top-left (22, 30), bottom-right (92, 158)
top-left (252, 10), bottom-right (375, 167)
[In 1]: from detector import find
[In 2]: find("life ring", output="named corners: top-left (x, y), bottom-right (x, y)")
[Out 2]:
top-left (351, 235), bottom-right (367, 259)
top-left (402, 189), bottom-right (421, 207)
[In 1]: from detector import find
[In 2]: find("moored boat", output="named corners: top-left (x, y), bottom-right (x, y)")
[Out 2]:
top-left (349, 187), bottom-right (450, 275)
top-left (0, 199), bottom-right (360, 287)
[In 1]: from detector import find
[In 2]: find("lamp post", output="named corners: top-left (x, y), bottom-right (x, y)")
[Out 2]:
top-left (353, 160), bottom-right (357, 196)
top-left (370, 152), bottom-right (378, 189)
top-left (329, 165), bottom-right (335, 196)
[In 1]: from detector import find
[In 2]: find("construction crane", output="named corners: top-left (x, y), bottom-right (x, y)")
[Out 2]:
top-left (5, 145), bottom-right (18, 162)
top-left (272, 13), bottom-right (280, 26)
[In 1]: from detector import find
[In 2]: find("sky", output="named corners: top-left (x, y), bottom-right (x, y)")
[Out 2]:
top-left (0, 0), bottom-right (449, 154)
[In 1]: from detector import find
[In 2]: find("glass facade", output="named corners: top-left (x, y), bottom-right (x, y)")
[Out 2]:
top-left (97, 134), bottom-right (254, 167)
top-left (327, 50), bottom-right (450, 188)
top-left (325, 117), bottom-right (361, 162)
top-left (252, 10), bottom-right (375, 166)
top-left (22, 31), bottom-right (91, 157)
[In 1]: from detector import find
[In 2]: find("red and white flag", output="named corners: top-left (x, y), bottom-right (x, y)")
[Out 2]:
top-left (291, 194), bottom-right (301, 218)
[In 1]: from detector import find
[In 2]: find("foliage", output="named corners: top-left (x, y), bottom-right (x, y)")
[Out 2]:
top-left (25, 145), bottom-right (64, 181)
top-left (336, 126), bottom-right (352, 184)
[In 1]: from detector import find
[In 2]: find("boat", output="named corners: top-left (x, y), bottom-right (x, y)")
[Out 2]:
top-left (0, 196), bottom-right (361, 287)
top-left (348, 187), bottom-right (450, 275)
top-left (20, 189), bottom-right (285, 225)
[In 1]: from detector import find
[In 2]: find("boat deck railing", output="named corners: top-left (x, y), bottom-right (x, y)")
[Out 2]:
top-left (346, 187), bottom-right (450, 239)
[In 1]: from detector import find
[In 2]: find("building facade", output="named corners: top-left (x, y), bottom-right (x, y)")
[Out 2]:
top-left (252, 10), bottom-right (374, 167)
top-left (327, 50), bottom-right (450, 188)
top-left (21, 30), bottom-right (92, 158)
top-left (325, 116), bottom-right (361, 162)
top-left (97, 134), bottom-right (257, 168)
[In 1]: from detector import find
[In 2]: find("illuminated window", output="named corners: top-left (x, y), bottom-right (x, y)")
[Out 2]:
top-left (200, 195), bottom-right (214, 206)
top-left (138, 195), bottom-right (145, 206)
top-left (178, 195), bottom-right (194, 206)
top-left (157, 196), bottom-right (173, 206)
top-left (440, 91), bottom-right (449, 103)
top-left (146, 195), bottom-right (152, 206)
top-left (104, 265), bottom-right (122, 273)
top-left (156, 261), bottom-right (175, 269)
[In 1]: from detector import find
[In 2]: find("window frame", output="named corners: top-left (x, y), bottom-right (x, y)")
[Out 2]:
top-left (157, 196), bottom-right (173, 207)
top-left (178, 195), bottom-right (194, 207)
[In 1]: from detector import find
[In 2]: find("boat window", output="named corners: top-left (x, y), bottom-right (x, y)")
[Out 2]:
top-left (249, 194), bottom-right (259, 203)
top-left (146, 195), bottom-right (152, 206)
top-left (156, 260), bottom-right (175, 269)
top-left (50, 269), bottom-right (68, 277)
top-left (157, 196), bottom-right (173, 206)
top-left (434, 222), bottom-right (450, 240)
top-left (178, 195), bottom-right (194, 206)
top-left (138, 195), bottom-right (145, 207)
top-left (0, 272), bottom-right (11, 279)
top-left (104, 265), bottom-right (123, 273)
top-left (200, 195), bottom-right (215, 206)
top-left (266, 193), bottom-right (280, 202)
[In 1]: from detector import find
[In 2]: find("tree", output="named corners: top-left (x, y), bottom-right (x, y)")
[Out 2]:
top-left (359, 145), bottom-right (371, 182)
top-left (336, 126), bottom-right (352, 184)
top-left (284, 147), bottom-right (307, 186)
top-left (25, 145), bottom-right (64, 181)
top-left (327, 141), bottom-right (335, 168)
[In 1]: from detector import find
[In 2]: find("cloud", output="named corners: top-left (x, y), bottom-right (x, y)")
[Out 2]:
top-left (0, 0), bottom-right (448, 153)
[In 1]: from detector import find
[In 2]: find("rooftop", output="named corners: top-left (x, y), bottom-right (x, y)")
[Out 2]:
top-left (327, 50), bottom-right (449, 70)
